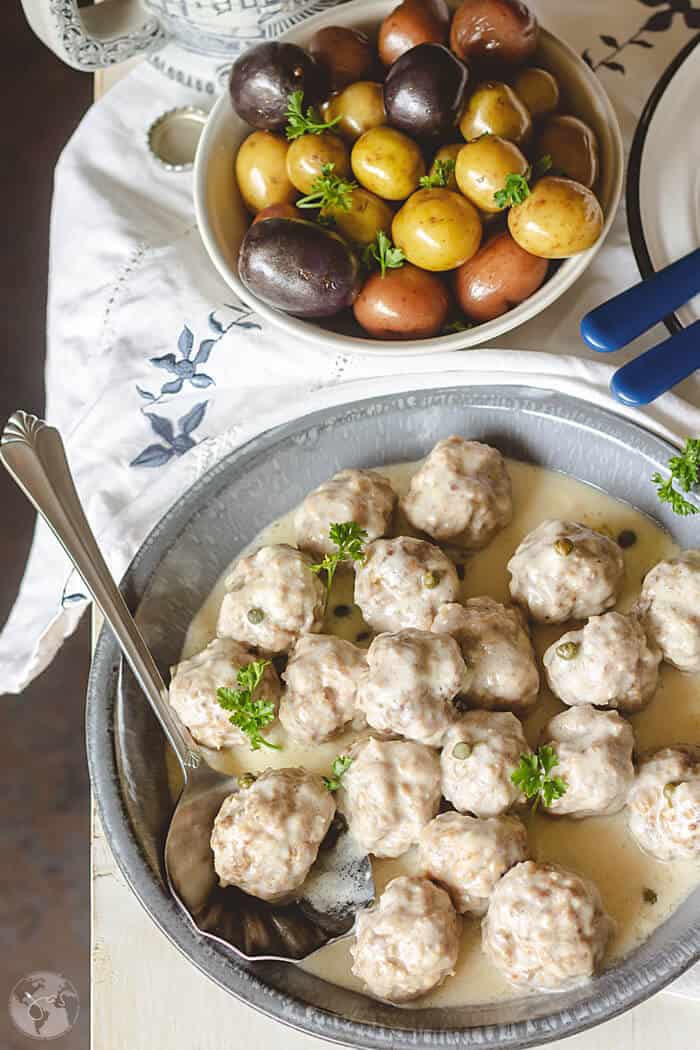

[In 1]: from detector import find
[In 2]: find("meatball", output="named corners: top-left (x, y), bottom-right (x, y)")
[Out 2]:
top-left (294, 468), bottom-right (396, 557)
top-left (441, 711), bottom-right (527, 817)
top-left (357, 629), bottom-right (466, 745)
top-left (217, 544), bottom-right (325, 653)
top-left (351, 876), bottom-right (461, 1002)
top-left (402, 436), bottom-right (512, 549)
top-left (169, 638), bottom-right (281, 750)
top-left (432, 598), bottom-right (539, 714)
top-left (339, 737), bottom-right (441, 857)
top-left (627, 747), bottom-right (700, 860)
top-left (279, 634), bottom-right (366, 743)
top-left (543, 611), bottom-right (660, 712)
top-left (542, 705), bottom-right (635, 818)
top-left (418, 811), bottom-right (529, 914)
top-left (482, 861), bottom-right (613, 990)
top-left (210, 768), bottom-right (335, 902)
top-left (354, 536), bottom-right (460, 633)
top-left (508, 520), bottom-right (624, 623)
top-left (636, 551), bottom-right (700, 673)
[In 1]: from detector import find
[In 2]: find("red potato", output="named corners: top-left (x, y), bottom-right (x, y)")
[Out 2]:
top-left (378, 0), bottom-right (451, 67)
top-left (252, 203), bottom-right (300, 224)
top-left (450, 0), bottom-right (538, 72)
top-left (309, 26), bottom-right (377, 91)
top-left (354, 264), bottom-right (450, 339)
top-left (454, 230), bottom-right (548, 322)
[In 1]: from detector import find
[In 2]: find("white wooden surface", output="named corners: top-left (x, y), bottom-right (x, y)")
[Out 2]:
top-left (87, 58), bottom-right (700, 1050)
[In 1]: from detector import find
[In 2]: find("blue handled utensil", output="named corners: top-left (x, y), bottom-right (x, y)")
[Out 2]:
top-left (581, 247), bottom-right (700, 352)
top-left (610, 320), bottom-right (700, 405)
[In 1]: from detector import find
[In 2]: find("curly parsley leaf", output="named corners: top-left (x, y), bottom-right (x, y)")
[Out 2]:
top-left (323, 754), bottom-right (353, 792)
top-left (511, 745), bottom-right (567, 813)
top-left (217, 659), bottom-right (279, 752)
top-left (419, 158), bottom-right (456, 189)
top-left (310, 521), bottom-right (368, 595)
top-left (296, 162), bottom-right (358, 214)
top-left (493, 154), bottom-right (552, 208)
top-left (651, 438), bottom-right (700, 517)
top-left (362, 230), bottom-right (406, 278)
top-left (285, 90), bottom-right (340, 140)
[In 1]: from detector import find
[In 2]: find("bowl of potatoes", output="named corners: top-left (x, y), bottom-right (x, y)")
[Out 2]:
top-left (194, 0), bottom-right (623, 354)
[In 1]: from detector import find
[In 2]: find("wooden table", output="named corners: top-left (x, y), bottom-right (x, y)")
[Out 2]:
top-left (89, 60), bottom-right (700, 1050)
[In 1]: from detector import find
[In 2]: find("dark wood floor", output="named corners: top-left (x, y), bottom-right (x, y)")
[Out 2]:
top-left (2, 6), bottom-right (91, 1048)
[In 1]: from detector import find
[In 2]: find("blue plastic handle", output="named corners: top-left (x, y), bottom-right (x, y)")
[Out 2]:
top-left (610, 319), bottom-right (700, 405)
top-left (581, 247), bottom-right (700, 352)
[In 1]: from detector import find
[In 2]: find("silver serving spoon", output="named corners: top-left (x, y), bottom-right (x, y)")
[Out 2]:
top-left (1, 411), bottom-right (374, 961)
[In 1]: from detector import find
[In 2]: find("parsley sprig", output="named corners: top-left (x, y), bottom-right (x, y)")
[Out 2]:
top-left (310, 521), bottom-right (368, 595)
top-left (651, 438), bottom-right (699, 517)
top-left (511, 745), bottom-right (567, 813)
top-left (285, 90), bottom-right (340, 140)
top-left (323, 754), bottom-right (353, 792)
top-left (494, 154), bottom-right (552, 208)
top-left (296, 163), bottom-right (358, 214)
top-left (216, 660), bottom-right (279, 752)
top-left (419, 158), bottom-right (456, 189)
top-left (362, 231), bottom-right (406, 278)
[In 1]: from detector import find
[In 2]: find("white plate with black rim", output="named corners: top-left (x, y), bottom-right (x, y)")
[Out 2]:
top-left (627, 31), bottom-right (700, 334)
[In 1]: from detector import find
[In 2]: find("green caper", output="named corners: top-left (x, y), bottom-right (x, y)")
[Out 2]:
top-left (554, 537), bottom-right (574, 556)
top-left (423, 571), bottom-right (441, 589)
top-left (238, 772), bottom-right (257, 789)
top-left (452, 741), bottom-right (472, 760)
top-left (618, 529), bottom-right (637, 549)
top-left (664, 781), bottom-right (681, 802)
top-left (642, 887), bottom-right (658, 905)
top-left (556, 641), bottom-right (580, 660)
top-left (247, 607), bottom-right (265, 624)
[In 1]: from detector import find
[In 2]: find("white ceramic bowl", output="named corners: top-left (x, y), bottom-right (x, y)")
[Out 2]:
top-left (193, 0), bottom-right (623, 356)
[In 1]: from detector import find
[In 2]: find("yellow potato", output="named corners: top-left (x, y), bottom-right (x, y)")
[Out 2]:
top-left (235, 131), bottom-right (297, 214)
top-left (455, 136), bottom-right (528, 213)
top-left (324, 187), bottom-right (394, 247)
top-left (507, 176), bottom-right (604, 258)
top-left (286, 132), bottom-right (350, 195)
top-left (460, 82), bottom-right (533, 146)
top-left (512, 67), bottom-right (560, 119)
top-left (351, 126), bottom-right (425, 201)
top-left (426, 143), bottom-right (462, 189)
top-left (392, 188), bottom-right (482, 271)
top-left (537, 114), bottom-right (599, 189)
top-left (324, 82), bottom-right (386, 143)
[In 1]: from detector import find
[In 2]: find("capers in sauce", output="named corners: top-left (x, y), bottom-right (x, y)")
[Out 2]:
top-left (556, 641), bottom-right (580, 660)
top-left (664, 782), bottom-right (681, 802)
top-left (452, 741), bottom-right (472, 760)
top-left (554, 537), bottom-right (574, 556)
top-left (618, 529), bottom-right (637, 549)
top-left (423, 570), bottom-right (441, 588)
top-left (238, 772), bottom-right (257, 789)
top-left (247, 607), bottom-right (265, 624)
top-left (643, 887), bottom-right (658, 905)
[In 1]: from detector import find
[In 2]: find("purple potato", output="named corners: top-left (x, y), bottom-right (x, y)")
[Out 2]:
top-left (229, 43), bottom-right (327, 131)
top-left (384, 44), bottom-right (469, 138)
top-left (238, 218), bottom-right (362, 318)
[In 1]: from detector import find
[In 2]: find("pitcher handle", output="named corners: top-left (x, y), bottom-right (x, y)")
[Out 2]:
top-left (20, 0), bottom-right (166, 72)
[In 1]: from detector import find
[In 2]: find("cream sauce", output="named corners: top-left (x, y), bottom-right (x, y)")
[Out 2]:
top-left (173, 458), bottom-right (700, 1007)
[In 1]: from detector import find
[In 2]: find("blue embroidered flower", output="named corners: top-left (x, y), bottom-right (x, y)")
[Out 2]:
top-left (130, 401), bottom-right (209, 468)
top-left (137, 325), bottom-right (214, 402)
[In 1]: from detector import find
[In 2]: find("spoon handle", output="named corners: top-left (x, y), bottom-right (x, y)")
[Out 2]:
top-left (581, 247), bottom-right (700, 352)
top-left (610, 319), bottom-right (700, 405)
top-left (0, 411), bottom-right (198, 771)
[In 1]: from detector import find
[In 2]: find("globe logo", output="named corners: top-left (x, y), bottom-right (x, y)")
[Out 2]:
top-left (9, 972), bottom-right (80, 1041)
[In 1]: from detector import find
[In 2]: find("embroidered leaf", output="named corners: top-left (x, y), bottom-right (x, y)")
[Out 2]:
top-left (193, 338), bottom-right (217, 365)
top-left (179, 400), bottom-right (208, 435)
top-left (629, 37), bottom-right (654, 46)
top-left (171, 434), bottom-right (197, 455)
top-left (235, 320), bottom-right (262, 330)
top-left (581, 47), bottom-right (594, 67)
top-left (136, 386), bottom-right (156, 402)
top-left (61, 592), bottom-right (88, 606)
top-left (685, 9), bottom-right (700, 26)
top-left (150, 353), bottom-right (177, 371)
top-left (145, 412), bottom-right (175, 444)
top-left (161, 377), bottom-right (184, 395)
top-left (643, 10), bottom-right (674, 29)
top-left (602, 60), bottom-right (626, 72)
top-left (130, 443), bottom-right (174, 468)
top-left (178, 325), bottom-right (195, 358)
top-left (600, 33), bottom-right (619, 46)
top-left (190, 373), bottom-right (215, 388)
top-left (208, 311), bottom-right (226, 335)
